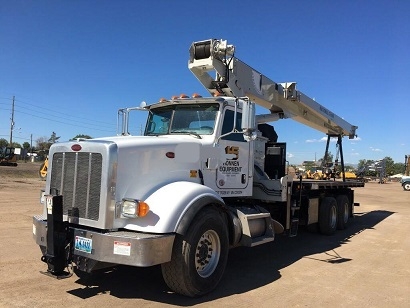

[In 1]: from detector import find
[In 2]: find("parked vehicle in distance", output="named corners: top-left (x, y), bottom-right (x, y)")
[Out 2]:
top-left (401, 177), bottom-right (410, 191)
top-left (0, 147), bottom-right (18, 166)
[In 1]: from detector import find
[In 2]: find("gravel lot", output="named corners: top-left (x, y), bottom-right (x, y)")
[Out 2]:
top-left (0, 163), bottom-right (409, 307)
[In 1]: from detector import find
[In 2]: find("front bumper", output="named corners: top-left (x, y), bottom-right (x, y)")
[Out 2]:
top-left (33, 215), bottom-right (175, 267)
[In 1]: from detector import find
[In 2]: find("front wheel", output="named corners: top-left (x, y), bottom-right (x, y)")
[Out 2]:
top-left (161, 207), bottom-right (229, 297)
top-left (403, 182), bottom-right (410, 191)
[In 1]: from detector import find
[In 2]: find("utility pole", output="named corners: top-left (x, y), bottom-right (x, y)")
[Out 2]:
top-left (9, 96), bottom-right (15, 146)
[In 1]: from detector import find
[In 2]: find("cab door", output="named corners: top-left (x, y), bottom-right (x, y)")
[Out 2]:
top-left (216, 108), bottom-right (252, 195)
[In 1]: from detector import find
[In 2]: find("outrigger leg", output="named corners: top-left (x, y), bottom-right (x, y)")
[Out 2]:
top-left (40, 195), bottom-right (72, 279)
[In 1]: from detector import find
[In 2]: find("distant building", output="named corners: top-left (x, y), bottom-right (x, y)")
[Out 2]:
top-left (302, 160), bottom-right (317, 167)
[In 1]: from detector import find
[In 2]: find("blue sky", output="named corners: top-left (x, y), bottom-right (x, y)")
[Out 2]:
top-left (0, 0), bottom-right (409, 165)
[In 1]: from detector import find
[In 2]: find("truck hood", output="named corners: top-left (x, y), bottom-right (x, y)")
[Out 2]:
top-left (93, 134), bottom-right (204, 149)
top-left (90, 135), bottom-right (206, 200)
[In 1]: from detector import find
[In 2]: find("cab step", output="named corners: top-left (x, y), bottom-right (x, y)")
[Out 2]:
top-left (236, 207), bottom-right (275, 247)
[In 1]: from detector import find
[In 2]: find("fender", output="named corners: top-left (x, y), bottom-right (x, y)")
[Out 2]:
top-left (123, 181), bottom-right (225, 234)
top-left (175, 193), bottom-right (226, 235)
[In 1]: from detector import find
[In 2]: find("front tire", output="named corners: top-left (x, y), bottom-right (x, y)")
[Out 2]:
top-left (161, 207), bottom-right (229, 297)
top-left (403, 182), bottom-right (410, 191)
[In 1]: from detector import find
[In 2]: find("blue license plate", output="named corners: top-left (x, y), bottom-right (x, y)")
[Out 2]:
top-left (74, 236), bottom-right (92, 254)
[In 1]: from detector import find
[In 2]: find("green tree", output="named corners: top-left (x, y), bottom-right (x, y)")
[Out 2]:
top-left (48, 131), bottom-right (60, 144)
top-left (392, 162), bottom-right (405, 175)
top-left (317, 152), bottom-right (334, 167)
top-left (345, 165), bottom-right (356, 172)
top-left (22, 142), bottom-right (30, 150)
top-left (383, 156), bottom-right (395, 176)
top-left (357, 159), bottom-right (375, 177)
top-left (36, 132), bottom-right (60, 152)
top-left (71, 134), bottom-right (92, 140)
top-left (357, 159), bottom-right (366, 170)
top-left (36, 136), bottom-right (49, 151)
top-left (302, 161), bottom-right (316, 170)
top-left (0, 138), bottom-right (9, 148)
top-left (11, 142), bottom-right (21, 148)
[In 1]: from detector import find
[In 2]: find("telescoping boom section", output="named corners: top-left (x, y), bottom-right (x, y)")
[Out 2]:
top-left (189, 39), bottom-right (357, 138)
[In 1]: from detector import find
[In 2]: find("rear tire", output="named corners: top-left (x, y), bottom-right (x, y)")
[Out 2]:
top-left (403, 182), bottom-right (410, 191)
top-left (161, 207), bottom-right (229, 297)
top-left (336, 195), bottom-right (350, 230)
top-left (319, 197), bottom-right (337, 235)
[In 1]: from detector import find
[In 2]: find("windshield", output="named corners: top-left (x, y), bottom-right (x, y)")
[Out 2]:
top-left (144, 103), bottom-right (219, 136)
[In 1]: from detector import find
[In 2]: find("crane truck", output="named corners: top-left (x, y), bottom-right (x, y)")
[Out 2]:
top-left (33, 38), bottom-right (364, 297)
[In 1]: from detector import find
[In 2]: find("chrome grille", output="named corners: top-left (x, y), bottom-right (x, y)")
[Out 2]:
top-left (50, 152), bottom-right (102, 221)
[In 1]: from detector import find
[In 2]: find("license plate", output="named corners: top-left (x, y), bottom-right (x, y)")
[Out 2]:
top-left (75, 236), bottom-right (92, 254)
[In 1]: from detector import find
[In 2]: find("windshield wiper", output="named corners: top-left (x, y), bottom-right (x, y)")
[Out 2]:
top-left (171, 130), bottom-right (202, 139)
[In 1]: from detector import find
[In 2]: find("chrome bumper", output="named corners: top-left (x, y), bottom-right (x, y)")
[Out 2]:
top-left (33, 215), bottom-right (175, 267)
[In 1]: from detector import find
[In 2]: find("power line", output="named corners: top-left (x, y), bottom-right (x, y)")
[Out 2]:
top-left (14, 109), bottom-right (114, 133)
top-left (16, 100), bottom-right (114, 126)
top-left (12, 97), bottom-right (117, 127)
top-left (9, 135), bottom-right (31, 141)
top-left (13, 106), bottom-right (114, 131)
top-left (0, 95), bottom-right (149, 140)
top-left (1, 97), bottom-right (117, 134)
top-left (1, 96), bottom-right (117, 129)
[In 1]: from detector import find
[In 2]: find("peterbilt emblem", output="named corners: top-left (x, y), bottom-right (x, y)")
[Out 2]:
top-left (71, 144), bottom-right (82, 151)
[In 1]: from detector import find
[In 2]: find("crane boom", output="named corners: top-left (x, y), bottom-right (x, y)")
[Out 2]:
top-left (188, 39), bottom-right (357, 138)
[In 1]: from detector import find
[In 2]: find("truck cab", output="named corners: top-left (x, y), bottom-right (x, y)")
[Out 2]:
top-left (142, 96), bottom-right (254, 196)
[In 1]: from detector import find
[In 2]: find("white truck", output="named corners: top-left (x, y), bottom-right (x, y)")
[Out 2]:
top-left (33, 38), bottom-right (364, 297)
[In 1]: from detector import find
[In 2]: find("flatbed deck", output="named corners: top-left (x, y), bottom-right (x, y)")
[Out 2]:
top-left (295, 179), bottom-right (365, 189)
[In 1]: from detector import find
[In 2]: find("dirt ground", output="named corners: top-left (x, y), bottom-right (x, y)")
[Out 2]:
top-left (0, 162), bottom-right (409, 308)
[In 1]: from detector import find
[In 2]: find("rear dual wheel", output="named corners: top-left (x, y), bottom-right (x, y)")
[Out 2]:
top-left (319, 197), bottom-right (337, 235)
top-left (336, 195), bottom-right (350, 230)
top-left (319, 195), bottom-right (350, 235)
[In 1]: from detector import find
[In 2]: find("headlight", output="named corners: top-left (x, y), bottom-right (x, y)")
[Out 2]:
top-left (121, 198), bottom-right (150, 218)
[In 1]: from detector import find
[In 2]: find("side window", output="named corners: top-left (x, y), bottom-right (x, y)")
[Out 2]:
top-left (221, 109), bottom-right (245, 142)
top-left (145, 108), bottom-right (172, 135)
